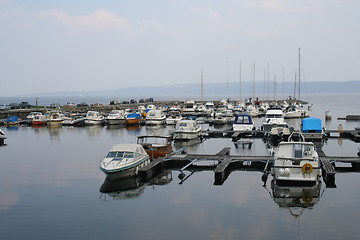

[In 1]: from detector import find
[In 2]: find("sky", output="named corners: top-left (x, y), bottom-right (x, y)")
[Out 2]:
top-left (0, 0), bottom-right (359, 96)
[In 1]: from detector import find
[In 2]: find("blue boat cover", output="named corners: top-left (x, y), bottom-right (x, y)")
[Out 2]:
top-left (301, 117), bottom-right (322, 133)
top-left (127, 113), bottom-right (141, 119)
top-left (5, 116), bottom-right (19, 122)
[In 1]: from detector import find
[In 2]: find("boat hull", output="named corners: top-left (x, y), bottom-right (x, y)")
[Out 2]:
top-left (99, 157), bottom-right (150, 180)
top-left (173, 131), bottom-right (201, 140)
top-left (84, 119), bottom-right (104, 125)
top-left (106, 119), bottom-right (125, 125)
top-left (125, 118), bottom-right (141, 125)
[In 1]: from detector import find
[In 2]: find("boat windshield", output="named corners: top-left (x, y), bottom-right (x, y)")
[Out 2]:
top-left (266, 114), bottom-right (283, 118)
top-left (106, 151), bottom-right (140, 159)
top-left (235, 116), bottom-right (252, 124)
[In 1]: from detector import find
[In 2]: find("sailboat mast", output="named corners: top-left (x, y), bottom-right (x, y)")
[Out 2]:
top-left (226, 58), bottom-right (229, 101)
top-left (239, 60), bottom-right (242, 101)
top-left (201, 70), bottom-right (204, 104)
top-left (298, 48), bottom-right (301, 100)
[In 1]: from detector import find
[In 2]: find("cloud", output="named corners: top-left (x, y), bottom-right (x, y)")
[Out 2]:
top-left (36, 9), bottom-right (130, 33)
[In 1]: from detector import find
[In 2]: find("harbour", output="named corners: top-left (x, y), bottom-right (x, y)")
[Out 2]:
top-left (1, 93), bottom-right (360, 239)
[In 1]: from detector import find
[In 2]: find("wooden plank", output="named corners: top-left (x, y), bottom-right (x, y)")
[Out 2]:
top-left (214, 157), bottom-right (232, 183)
top-left (215, 147), bottom-right (231, 156)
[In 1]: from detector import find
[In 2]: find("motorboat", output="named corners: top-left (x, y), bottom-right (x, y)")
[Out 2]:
top-left (47, 111), bottom-right (66, 126)
top-left (84, 111), bottom-right (105, 125)
top-left (62, 114), bottom-right (85, 126)
top-left (271, 133), bottom-right (322, 184)
top-left (4, 116), bottom-right (21, 126)
top-left (125, 112), bottom-right (142, 125)
top-left (0, 129), bottom-right (6, 145)
top-left (99, 144), bottom-right (151, 179)
top-left (137, 135), bottom-right (173, 160)
top-left (204, 102), bottom-right (215, 115)
top-left (166, 110), bottom-right (182, 125)
top-left (246, 104), bottom-right (259, 117)
top-left (173, 119), bottom-right (202, 140)
top-left (25, 112), bottom-right (42, 125)
top-left (262, 108), bottom-right (287, 132)
top-left (183, 100), bottom-right (196, 113)
top-left (106, 110), bottom-right (125, 125)
top-left (268, 126), bottom-right (291, 144)
top-left (301, 117), bottom-right (325, 141)
top-left (284, 104), bottom-right (310, 118)
top-left (32, 114), bottom-right (48, 126)
top-left (232, 114), bottom-right (255, 132)
top-left (145, 110), bottom-right (166, 125)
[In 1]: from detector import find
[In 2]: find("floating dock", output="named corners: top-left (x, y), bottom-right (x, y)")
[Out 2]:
top-left (139, 147), bottom-right (360, 187)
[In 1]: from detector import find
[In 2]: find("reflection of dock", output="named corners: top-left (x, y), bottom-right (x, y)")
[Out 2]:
top-left (139, 147), bottom-right (360, 186)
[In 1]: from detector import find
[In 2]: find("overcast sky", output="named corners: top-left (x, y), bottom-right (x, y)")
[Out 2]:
top-left (1, 0), bottom-right (359, 96)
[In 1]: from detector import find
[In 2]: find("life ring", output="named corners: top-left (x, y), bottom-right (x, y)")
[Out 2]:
top-left (302, 163), bottom-right (313, 173)
top-left (302, 193), bottom-right (313, 203)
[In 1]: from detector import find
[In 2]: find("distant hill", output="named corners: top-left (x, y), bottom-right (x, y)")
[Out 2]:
top-left (31, 80), bottom-right (360, 100)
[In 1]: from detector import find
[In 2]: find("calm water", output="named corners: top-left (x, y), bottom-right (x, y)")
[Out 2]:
top-left (1, 93), bottom-right (360, 240)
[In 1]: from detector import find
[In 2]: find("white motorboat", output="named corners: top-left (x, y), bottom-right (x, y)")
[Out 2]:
top-left (25, 112), bottom-right (42, 125)
top-left (166, 110), bottom-right (182, 125)
top-left (145, 110), bottom-right (166, 125)
top-left (99, 144), bottom-right (151, 179)
top-left (271, 133), bottom-right (322, 184)
top-left (284, 104), bottom-right (310, 118)
top-left (233, 114), bottom-right (255, 132)
top-left (246, 104), bottom-right (259, 117)
top-left (0, 129), bottom-right (6, 146)
top-left (106, 110), bottom-right (125, 125)
top-left (183, 100), bottom-right (196, 113)
top-left (84, 111), bottom-right (104, 125)
top-left (47, 111), bottom-right (66, 126)
top-left (262, 108), bottom-right (287, 132)
top-left (173, 119), bottom-right (202, 140)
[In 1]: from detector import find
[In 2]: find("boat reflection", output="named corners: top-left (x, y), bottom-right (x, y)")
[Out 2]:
top-left (270, 180), bottom-right (322, 216)
top-left (233, 138), bottom-right (254, 149)
top-left (100, 177), bottom-right (146, 200)
top-left (99, 170), bottom-right (173, 201)
top-left (173, 138), bottom-right (202, 149)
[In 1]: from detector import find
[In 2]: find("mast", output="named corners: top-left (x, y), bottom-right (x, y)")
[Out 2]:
top-left (239, 60), bottom-right (242, 101)
top-left (226, 58), bottom-right (229, 101)
top-left (201, 70), bottom-right (204, 104)
top-left (294, 71), bottom-right (297, 99)
top-left (298, 48), bottom-right (301, 100)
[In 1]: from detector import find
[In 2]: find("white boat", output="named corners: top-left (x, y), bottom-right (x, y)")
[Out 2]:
top-left (246, 104), bottom-right (259, 117)
top-left (25, 112), bottom-right (42, 125)
top-left (145, 110), bottom-right (166, 125)
top-left (183, 100), bottom-right (196, 113)
top-left (0, 129), bottom-right (6, 146)
top-left (284, 104), bottom-right (310, 118)
top-left (262, 108), bottom-right (287, 132)
top-left (271, 133), bottom-right (322, 184)
top-left (106, 110), bottom-right (125, 125)
top-left (84, 111), bottom-right (104, 125)
top-left (204, 102), bottom-right (215, 115)
top-left (47, 111), bottom-right (66, 126)
top-left (233, 114), bottom-right (255, 132)
top-left (166, 110), bottom-right (182, 125)
top-left (99, 144), bottom-right (151, 179)
top-left (173, 119), bottom-right (202, 140)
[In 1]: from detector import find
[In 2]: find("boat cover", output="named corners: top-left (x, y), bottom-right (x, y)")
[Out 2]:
top-left (5, 116), bottom-right (20, 122)
top-left (301, 117), bottom-right (322, 133)
top-left (127, 113), bottom-right (141, 119)
top-left (234, 114), bottom-right (253, 124)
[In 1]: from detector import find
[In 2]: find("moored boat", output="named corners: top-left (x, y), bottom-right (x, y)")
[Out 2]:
top-left (32, 114), bottom-right (48, 126)
top-left (84, 111), bottom-right (105, 125)
top-left (173, 119), bottom-right (202, 140)
top-left (137, 135), bottom-right (173, 160)
top-left (99, 144), bottom-right (151, 179)
top-left (166, 110), bottom-right (182, 125)
top-left (301, 117), bottom-right (325, 142)
top-left (106, 110), bottom-right (125, 125)
top-left (145, 110), bottom-right (166, 125)
top-left (47, 111), bottom-right (66, 126)
top-left (125, 113), bottom-right (142, 126)
top-left (232, 113), bottom-right (255, 132)
top-left (262, 108), bottom-right (287, 132)
top-left (271, 133), bottom-right (322, 184)
top-left (4, 116), bottom-right (21, 126)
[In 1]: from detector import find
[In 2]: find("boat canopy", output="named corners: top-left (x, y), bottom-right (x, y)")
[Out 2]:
top-left (5, 116), bottom-right (20, 122)
top-left (127, 113), bottom-right (141, 119)
top-left (234, 114), bottom-right (253, 125)
top-left (301, 117), bottom-right (322, 133)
